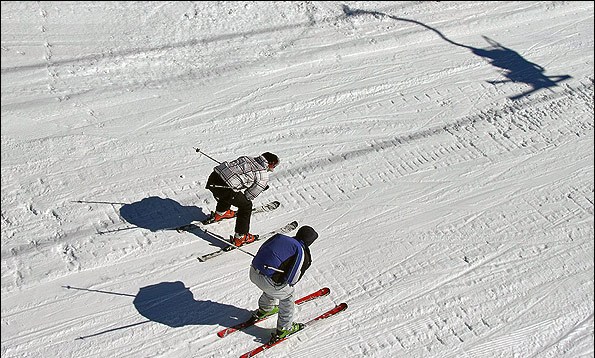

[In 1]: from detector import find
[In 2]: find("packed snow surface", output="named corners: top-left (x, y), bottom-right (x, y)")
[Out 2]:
top-left (1, 2), bottom-right (593, 357)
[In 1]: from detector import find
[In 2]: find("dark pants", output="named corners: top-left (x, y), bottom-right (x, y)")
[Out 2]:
top-left (206, 172), bottom-right (253, 235)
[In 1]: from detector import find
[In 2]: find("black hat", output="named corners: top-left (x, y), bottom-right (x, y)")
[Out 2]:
top-left (295, 226), bottom-right (318, 247)
top-left (261, 152), bottom-right (279, 167)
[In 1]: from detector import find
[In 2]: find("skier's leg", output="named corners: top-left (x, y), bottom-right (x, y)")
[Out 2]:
top-left (249, 266), bottom-right (294, 324)
top-left (206, 172), bottom-right (232, 212)
top-left (250, 266), bottom-right (280, 311)
top-left (276, 294), bottom-right (296, 331)
top-left (230, 192), bottom-right (253, 234)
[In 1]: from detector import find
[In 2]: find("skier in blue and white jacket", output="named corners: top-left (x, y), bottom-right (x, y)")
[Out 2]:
top-left (249, 225), bottom-right (318, 341)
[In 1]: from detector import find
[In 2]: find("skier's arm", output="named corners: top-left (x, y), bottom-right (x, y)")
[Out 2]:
top-left (271, 246), bottom-right (305, 286)
top-left (244, 170), bottom-right (269, 200)
top-left (297, 246), bottom-right (312, 282)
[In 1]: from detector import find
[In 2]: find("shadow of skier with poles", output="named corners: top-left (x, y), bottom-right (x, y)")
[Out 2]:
top-left (118, 196), bottom-right (206, 232)
top-left (74, 196), bottom-right (227, 247)
top-left (342, 5), bottom-right (571, 100)
top-left (133, 281), bottom-right (253, 328)
top-left (68, 281), bottom-right (266, 340)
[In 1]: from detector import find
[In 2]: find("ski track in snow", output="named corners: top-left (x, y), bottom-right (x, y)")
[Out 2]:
top-left (1, 1), bottom-right (593, 358)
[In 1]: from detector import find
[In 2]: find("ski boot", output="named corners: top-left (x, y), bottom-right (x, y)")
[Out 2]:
top-left (232, 233), bottom-right (257, 247)
top-left (269, 322), bottom-right (304, 343)
top-left (252, 306), bottom-right (279, 320)
top-left (202, 209), bottom-right (235, 225)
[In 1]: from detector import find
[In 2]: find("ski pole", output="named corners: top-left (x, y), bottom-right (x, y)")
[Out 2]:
top-left (194, 148), bottom-right (221, 164)
top-left (207, 184), bottom-right (233, 189)
top-left (203, 229), bottom-right (284, 273)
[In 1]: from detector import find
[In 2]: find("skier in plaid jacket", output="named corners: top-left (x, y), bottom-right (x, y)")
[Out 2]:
top-left (205, 152), bottom-right (279, 246)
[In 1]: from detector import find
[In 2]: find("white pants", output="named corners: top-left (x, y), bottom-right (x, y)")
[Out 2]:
top-left (249, 266), bottom-right (295, 330)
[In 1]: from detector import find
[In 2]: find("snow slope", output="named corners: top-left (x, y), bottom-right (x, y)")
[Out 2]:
top-left (1, 1), bottom-right (593, 357)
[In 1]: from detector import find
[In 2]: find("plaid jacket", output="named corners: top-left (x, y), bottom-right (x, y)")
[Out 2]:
top-left (213, 155), bottom-right (270, 201)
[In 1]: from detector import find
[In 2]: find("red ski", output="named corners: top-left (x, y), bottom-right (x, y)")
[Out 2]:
top-left (239, 302), bottom-right (348, 358)
top-left (217, 287), bottom-right (330, 338)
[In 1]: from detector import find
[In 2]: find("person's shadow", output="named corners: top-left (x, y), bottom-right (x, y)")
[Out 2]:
top-left (119, 196), bottom-right (206, 231)
top-left (117, 196), bottom-right (228, 248)
top-left (342, 6), bottom-right (571, 101)
top-left (133, 281), bottom-right (249, 326)
top-left (133, 281), bottom-right (271, 338)
top-left (69, 281), bottom-right (271, 340)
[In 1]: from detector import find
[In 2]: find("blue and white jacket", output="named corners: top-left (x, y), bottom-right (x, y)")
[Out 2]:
top-left (251, 234), bottom-right (312, 286)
